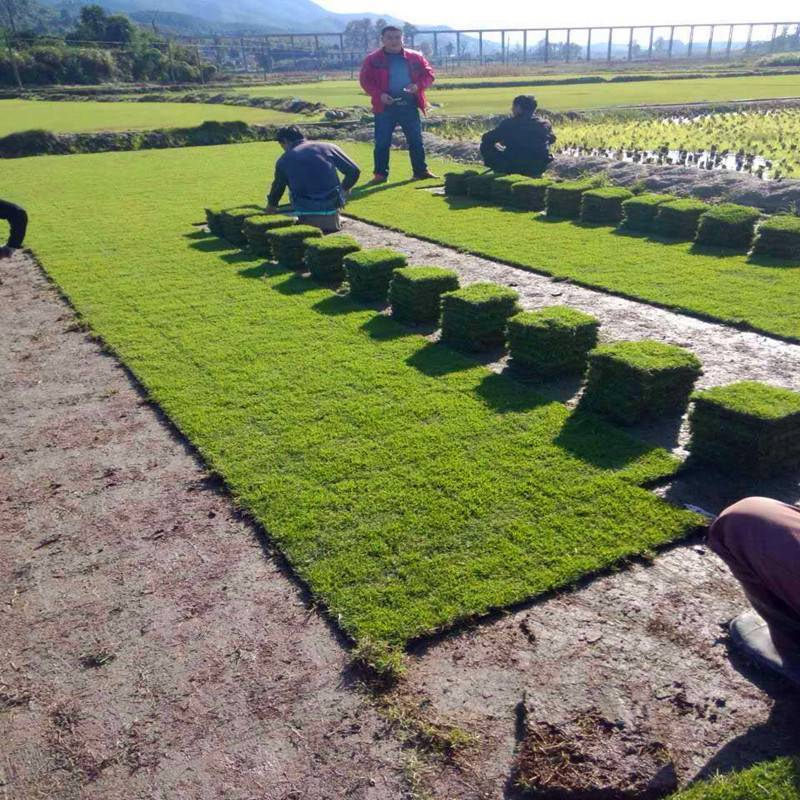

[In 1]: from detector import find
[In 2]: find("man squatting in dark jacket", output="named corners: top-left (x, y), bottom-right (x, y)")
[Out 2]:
top-left (266, 126), bottom-right (361, 233)
top-left (0, 199), bottom-right (28, 259)
top-left (480, 95), bottom-right (556, 178)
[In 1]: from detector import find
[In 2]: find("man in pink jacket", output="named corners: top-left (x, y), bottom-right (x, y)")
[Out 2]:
top-left (359, 26), bottom-right (437, 183)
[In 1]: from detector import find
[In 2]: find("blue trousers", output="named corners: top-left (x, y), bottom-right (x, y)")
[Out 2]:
top-left (373, 105), bottom-right (428, 177)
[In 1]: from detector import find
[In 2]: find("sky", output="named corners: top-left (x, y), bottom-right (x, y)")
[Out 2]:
top-left (316, 0), bottom-right (799, 29)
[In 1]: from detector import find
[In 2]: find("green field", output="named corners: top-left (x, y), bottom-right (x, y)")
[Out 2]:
top-left (2, 141), bottom-right (700, 649)
top-left (237, 74), bottom-right (800, 114)
top-left (0, 99), bottom-right (308, 136)
top-left (670, 757), bottom-right (800, 800)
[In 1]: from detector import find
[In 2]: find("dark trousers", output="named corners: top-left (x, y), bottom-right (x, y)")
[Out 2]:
top-left (479, 141), bottom-right (551, 178)
top-left (0, 199), bottom-right (27, 248)
top-left (373, 105), bottom-right (427, 177)
top-left (708, 497), bottom-right (800, 653)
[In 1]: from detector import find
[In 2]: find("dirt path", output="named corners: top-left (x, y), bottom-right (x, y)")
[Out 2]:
top-left (0, 251), bottom-right (407, 800)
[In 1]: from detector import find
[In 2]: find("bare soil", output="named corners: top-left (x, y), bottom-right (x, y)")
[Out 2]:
top-left (4, 245), bottom-right (800, 800)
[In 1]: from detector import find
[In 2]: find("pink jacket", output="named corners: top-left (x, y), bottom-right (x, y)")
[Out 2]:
top-left (359, 47), bottom-right (436, 114)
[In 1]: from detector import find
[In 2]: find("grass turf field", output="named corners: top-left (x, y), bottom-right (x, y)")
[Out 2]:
top-left (669, 757), bottom-right (800, 800)
top-left (0, 99), bottom-right (309, 137)
top-left (1, 141), bottom-right (699, 648)
top-left (236, 74), bottom-right (800, 114)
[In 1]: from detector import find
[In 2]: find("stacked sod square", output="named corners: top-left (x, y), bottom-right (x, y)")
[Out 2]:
top-left (695, 203), bottom-right (761, 250)
top-left (389, 266), bottom-right (460, 325)
top-left (510, 178), bottom-right (553, 211)
top-left (344, 248), bottom-right (408, 302)
top-left (689, 381), bottom-right (800, 477)
top-left (581, 340), bottom-right (702, 425)
top-left (440, 282), bottom-right (521, 352)
top-left (654, 198), bottom-right (709, 240)
top-left (621, 194), bottom-right (676, 232)
top-left (507, 306), bottom-right (600, 378)
top-left (545, 181), bottom-right (593, 219)
top-left (303, 234), bottom-right (361, 283)
top-left (491, 174), bottom-right (530, 206)
top-left (444, 170), bottom-right (479, 196)
top-left (242, 215), bottom-right (296, 257)
top-left (204, 206), bottom-right (225, 237)
top-left (751, 215), bottom-right (800, 260)
top-left (219, 205), bottom-right (263, 245)
top-left (466, 172), bottom-right (498, 201)
top-left (266, 224), bottom-right (322, 268)
top-left (580, 187), bottom-right (634, 225)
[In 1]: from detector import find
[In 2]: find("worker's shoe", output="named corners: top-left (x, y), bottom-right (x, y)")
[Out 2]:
top-left (368, 173), bottom-right (388, 185)
top-left (412, 170), bottom-right (439, 180)
top-left (730, 609), bottom-right (800, 687)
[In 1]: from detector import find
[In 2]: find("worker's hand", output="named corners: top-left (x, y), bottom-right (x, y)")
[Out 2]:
top-left (404, 83), bottom-right (419, 94)
top-left (380, 93), bottom-right (394, 105)
top-left (265, 205), bottom-right (280, 214)
top-left (0, 246), bottom-right (13, 260)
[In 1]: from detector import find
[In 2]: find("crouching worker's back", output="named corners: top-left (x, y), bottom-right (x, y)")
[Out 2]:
top-left (266, 125), bottom-right (361, 233)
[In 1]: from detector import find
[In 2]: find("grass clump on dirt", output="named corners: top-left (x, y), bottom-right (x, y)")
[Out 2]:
top-left (389, 266), bottom-right (460, 325)
top-left (344, 248), bottom-right (408, 302)
top-left (440, 282), bottom-right (520, 351)
top-left (655, 198), bottom-right (710, 241)
top-left (491, 174), bottom-right (530, 205)
top-left (444, 170), bottom-right (479, 196)
top-left (668, 756), bottom-right (800, 800)
top-left (508, 307), bottom-right (600, 378)
top-left (266, 224), bottom-right (322, 268)
top-left (689, 381), bottom-right (800, 477)
top-left (581, 187), bottom-right (634, 225)
top-left (4, 142), bottom-right (705, 650)
top-left (546, 181), bottom-right (594, 219)
top-left (695, 204), bottom-right (761, 251)
top-left (303, 234), bottom-right (361, 284)
top-left (510, 178), bottom-right (553, 211)
top-left (242, 215), bottom-right (297, 258)
top-left (581, 340), bottom-right (703, 425)
top-left (466, 172), bottom-right (498, 200)
top-left (621, 193), bottom-right (677, 232)
top-left (752, 215), bottom-right (800, 260)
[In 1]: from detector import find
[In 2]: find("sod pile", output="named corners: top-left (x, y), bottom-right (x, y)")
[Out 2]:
top-left (219, 205), bottom-right (263, 245)
top-left (620, 194), bottom-right (676, 232)
top-left (491, 174), bottom-right (529, 206)
top-left (689, 381), bottom-right (800, 477)
top-left (242, 215), bottom-right (297, 257)
top-left (507, 306), bottom-right (600, 378)
top-left (466, 172), bottom-right (498, 200)
top-left (440, 282), bottom-right (521, 351)
top-left (344, 248), bottom-right (408, 302)
top-left (654, 198), bottom-right (709, 240)
top-left (581, 340), bottom-right (702, 425)
top-left (266, 224), bottom-right (322, 268)
top-left (580, 187), bottom-right (634, 225)
top-left (304, 234), bottom-right (361, 283)
top-left (510, 178), bottom-right (553, 211)
top-left (751, 215), bottom-right (800, 260)
top-left (695, 203), bottom-right (761, 250)
top-left (204, 205), bottom-right (225, 237)
top-left (444, 170), bottom-right (479, 196)
top-left (546, 181), bottom-right (593, 219)
top-left (389, 266), bottom-right (460, 324)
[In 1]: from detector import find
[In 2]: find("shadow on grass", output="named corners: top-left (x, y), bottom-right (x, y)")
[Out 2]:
top-left (273, 274), bottom-right (320, 295)
top-left (504, 362), bottom-right (585, 406)
top-left (350, 177), bottom-right (417, 201)
top-left (360, 313), bottom-right (421, 341)
top-left (473, 372), bottom-right (550, 414)
top-left (220, 250), bottom-right (259, 265)
top-left (188, 236), bottom-right (238, 253)
top-left (184, 229), bottom-right (212, 240)
top-left (238, 261), bottom-right (288, 280)
top-left (312, 293), bottom-right (361, 316)
top-left (746, 253), bottom-right (800, 269)
top-left (405, 340), bottom-right (478, 377)
top-left (689, 241), bottom-right (749, 259)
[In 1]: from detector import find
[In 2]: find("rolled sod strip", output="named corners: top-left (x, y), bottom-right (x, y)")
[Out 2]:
top-left (621, 193), bottom-right (677, 233)
top-left (545, 181), bottom-right (594, 219)
top-left (510, 178), bottom-right (553, 211)
top-left (690, 381), bottom-right (800, 477)
top-left (303, 234), bottom-right (361, 284)
top-left (242, 215), bottom-right (297, 258)
top-left (507, 306), bottom-right (600, 378)
top-left (444, 170), bottom-right (479, 196)
top-left (389, 266), bottom-right (460, 325)
top-left (581, 340), bottom-right (702, 426)
top-left (266, 225), bottom-right (323, 268)
top-left (751, 215), bottom-right (800, 260)
top-left (219, 205), bottom-right (263, 245)
top-left (695, 203), bottom-right (761, 250)
top-left (440, 282), bottom-right (521, 352)
top-left (580, 187), bottom-right (634, 225)
top-left (344, 248), bottom-right (408, 302)
top-left (654, 198), bottom-right (709, 241)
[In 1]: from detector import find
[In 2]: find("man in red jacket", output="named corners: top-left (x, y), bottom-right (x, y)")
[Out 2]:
top-left (359, 25), bottom-right (437, 183)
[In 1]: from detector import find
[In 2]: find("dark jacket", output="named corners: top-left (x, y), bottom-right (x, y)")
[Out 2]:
top-left (480, 114), bottom-right (556, 173)
top-left (267, 140), bottom-right (361, 213)
top-left (0, 199), bottom-right (27, 249)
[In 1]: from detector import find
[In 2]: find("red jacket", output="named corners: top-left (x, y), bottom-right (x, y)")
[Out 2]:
top-left (359, 47), bottom-right (435, 114)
